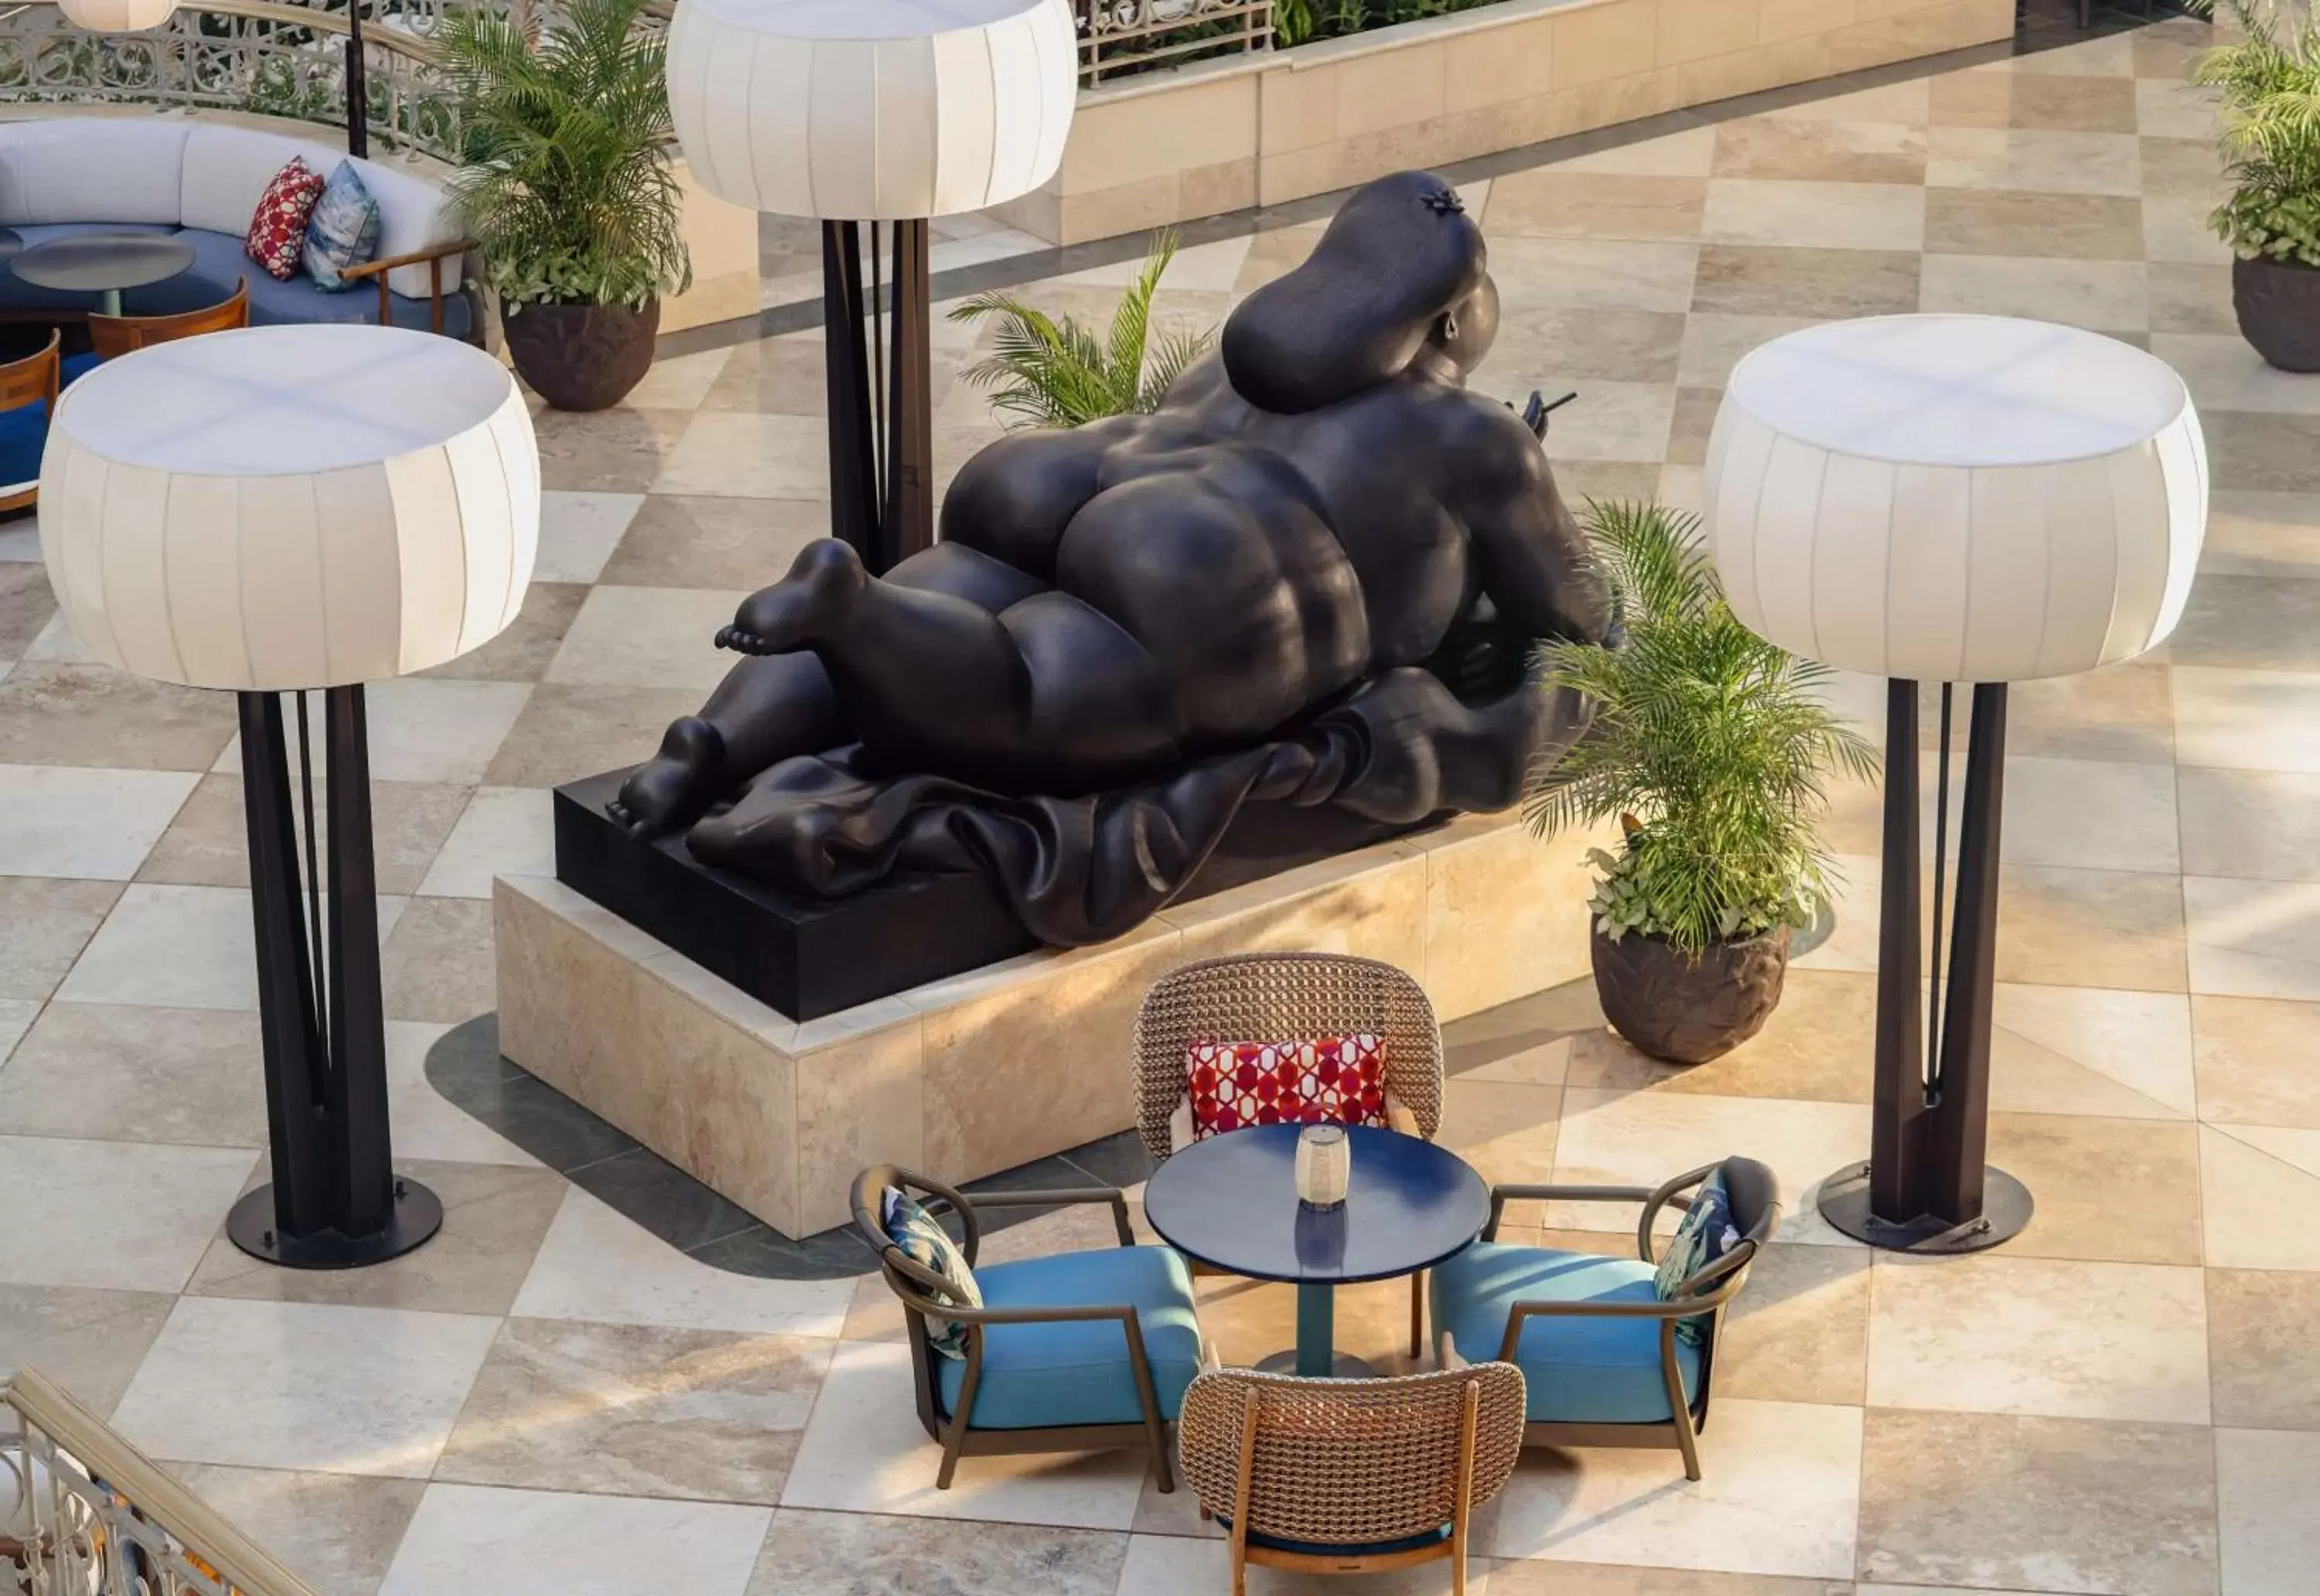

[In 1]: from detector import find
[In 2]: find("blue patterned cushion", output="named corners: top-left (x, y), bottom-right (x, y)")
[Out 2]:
top-left (883, 1187), bottom-right (981, 1359)
top-left (302, 160), bottom-right (382, 292)
top-left (1653, 1168), bottom-right (1738, 1346)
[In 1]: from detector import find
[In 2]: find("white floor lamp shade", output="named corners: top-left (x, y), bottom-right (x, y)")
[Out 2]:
top-left (57, 0), bottom-right (178, 30)
top-left (667, 0), bottom-right (1077, 220)
top-left (1704, 314), bottom-right (2206, 683)
top-left (39, 323), bottom-right (539, 692)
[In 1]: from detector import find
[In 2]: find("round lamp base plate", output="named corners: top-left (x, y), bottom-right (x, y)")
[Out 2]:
top-left (1815, 1161), bottom-right (2033, 1255)
top-left (227, 1178), bottom-right (445, 1270)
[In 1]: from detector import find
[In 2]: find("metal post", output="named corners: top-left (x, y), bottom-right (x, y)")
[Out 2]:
top-left (343, 0), bottom-right (369, 160)
top-left (227, 686), bottom-right (441, 1268)
top-left (1866, 677), bottom-right (1926, 1219)
top-left (821, 220), bottom-right (883, 568)
top-left (883, 218), bottom-right (934, 570)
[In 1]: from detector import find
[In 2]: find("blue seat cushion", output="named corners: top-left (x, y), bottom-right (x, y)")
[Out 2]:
top-left (122, 229), bottom-right (472, 339)
top-left (1431, 1245), bottom-right (1703, 1424)
top-left (60, 350), bottom-right (100, 385)
top-left (1223, 1519), bottom-right (1452, 1558)
top-left (0, 400), bottom-right (47, 493)
top-left (934, 1246), bottom-right (1203, 1431)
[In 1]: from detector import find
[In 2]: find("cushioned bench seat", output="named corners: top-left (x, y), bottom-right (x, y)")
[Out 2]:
top-left (0, 118), bottom-right (475, 339)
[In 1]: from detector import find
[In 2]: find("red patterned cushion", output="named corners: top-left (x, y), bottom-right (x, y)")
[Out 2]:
top-left (1186, 1035), bottom-right (1387, 1141)
top-left (246, 158), bottom-right (326, 281)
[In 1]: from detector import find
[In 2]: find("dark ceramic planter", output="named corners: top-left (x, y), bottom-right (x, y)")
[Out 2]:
top-left (1590, 922), bottom-right (1791, 1066)
top-left (2233, 256), bottom-right (2320, 373)
top-left (503, 296), bottom-right (660, 411)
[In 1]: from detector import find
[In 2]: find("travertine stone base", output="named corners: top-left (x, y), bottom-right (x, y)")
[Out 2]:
top-left (494, 813), bottom-right (1606, 1238)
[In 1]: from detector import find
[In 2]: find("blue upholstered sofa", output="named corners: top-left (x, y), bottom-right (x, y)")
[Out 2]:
top-left (0, 118), bottom-right (477, 339)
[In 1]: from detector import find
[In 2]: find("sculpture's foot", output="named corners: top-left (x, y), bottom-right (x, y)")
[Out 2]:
top-left (606, 716), bottom-right (726, 838)
top-left (718, 539), bottom-right (868, 656)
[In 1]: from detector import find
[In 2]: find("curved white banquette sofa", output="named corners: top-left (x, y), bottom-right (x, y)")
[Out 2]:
top-left (0, 117), bottom-right (476, 338)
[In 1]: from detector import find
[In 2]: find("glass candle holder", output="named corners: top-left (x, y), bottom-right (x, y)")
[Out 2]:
top-left (1295, 1123), bottom-right (1350, 1208)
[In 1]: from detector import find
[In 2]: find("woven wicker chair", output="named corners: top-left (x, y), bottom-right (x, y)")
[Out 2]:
top-left (1431, 1158), bottom-right (1779, 1481)
top-left (851, 1165), bottom-right (1206, 1492)
top-left (1131, 952), bottom-right (1446, 1355)
top-left (1178, 1364), bottom-right (1524, 1596)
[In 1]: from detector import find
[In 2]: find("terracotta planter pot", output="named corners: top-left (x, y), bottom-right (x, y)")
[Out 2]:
top-left (2233, 256), bottom-right (2320, 373)
top-left (503, 296), bottom-right (660, 411)
top-left (1589, 922), bottom-right (1790, 1066)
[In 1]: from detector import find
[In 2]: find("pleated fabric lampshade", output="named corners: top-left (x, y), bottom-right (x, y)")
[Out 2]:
top-left (1702, 314), bottom-right (2207, 682)
top-left (667, 0), bottom-right (1077, 220)
top-left (39, 323), bottom-right (538, 691)
top-left (56, 0), bottom-right (177, 30)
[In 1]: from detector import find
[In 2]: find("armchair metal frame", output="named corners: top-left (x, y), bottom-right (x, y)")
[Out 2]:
top-left (1131, 951), bottom-right (1446, 1355)
top-left (1461, 1161), bottom-right (1774, 1481)
top-left (849, 1164), bottom-right (1179, 1492)
top-left (339, 238), bottom-right (476, 339)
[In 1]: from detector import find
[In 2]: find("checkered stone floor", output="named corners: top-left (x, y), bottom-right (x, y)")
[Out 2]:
top-left (10, 7), bottom-right (2320, 1593)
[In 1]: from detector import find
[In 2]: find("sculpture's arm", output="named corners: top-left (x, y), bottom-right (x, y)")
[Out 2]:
top-left (1451, 399), bottom-right (1615, 646)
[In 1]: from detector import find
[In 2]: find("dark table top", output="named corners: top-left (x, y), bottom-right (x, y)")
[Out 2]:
top-left (9, 232), bottom-right (196, 294)
top-left (1143, 1123), bottom-right (1491, 1286)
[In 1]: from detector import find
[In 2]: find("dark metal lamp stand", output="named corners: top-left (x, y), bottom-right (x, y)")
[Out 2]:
top-left (819, 217), bottom-right (933, 576)
top-left (1817, 677), bottom-right (2035, 1254)
top-left (225, 687), bottom-right (442, 1269)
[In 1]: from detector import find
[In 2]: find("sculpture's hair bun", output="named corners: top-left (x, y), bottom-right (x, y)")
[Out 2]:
top-left (1221, 169), bottom-right (1488, 415)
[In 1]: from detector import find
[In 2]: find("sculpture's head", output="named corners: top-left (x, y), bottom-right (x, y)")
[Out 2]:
top-left (1220, 169), bottom-right (1493, 415)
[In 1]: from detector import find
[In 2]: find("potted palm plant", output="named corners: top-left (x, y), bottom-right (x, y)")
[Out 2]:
top-left (947, 231), bottom-right (1215, 426)
top-left (437, 0), bottom-right (691, 410)
top-left (1526, 501), bottom-right (1876, 1066)
top-left (2194, 0), bottom-right (2320, 370)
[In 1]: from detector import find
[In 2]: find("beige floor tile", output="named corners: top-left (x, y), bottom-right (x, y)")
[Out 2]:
top-left (534, 490), bottom-right (643, 585)
top-left (2171, 572), bottom-right (2320, 670)
top-left (2185, 875), bottom-right (2320, 1000)
top-left (1996, 864), bottom-right (2187, 993)
top-left (0, 1001), bottom-right (265, 1147)
top-left (2208, 1268), bottom-right (2320, 1431)
top-left (1486, 307), bottom-right (1687, 381)
top-left (223, 677), bottom-right (529, 786)
top-left (380, 896), bottom-right (499, 1026)
top-left (1998, 755), bottom-right (2179, 874)
top-left (380, 1484), bottom-right (771, 1596)
top-left (1714, 1243), bottom-right (1871, 1406)
top-left (614, 347), bottom-right (732, 412)
top-left (2018, 28), bottom-right (2137, 76)
top-left (1700, 179), bottom-right (1924, 250)
top-left (1690, 244), bottom-right (1920, 316)
top-left (2009, 660), bottom-right (2177, 765)
top-left (2203, 409), bottom-right (2320, 495)
top-left (1677, 313), bottom-right (1816, 386)
top-left (482, 683), bottom-right (706, 789)
top-left (2214, 1122), bottom-right (2320, 1178)
top-left (1925, 186), bottom-right (2149, 258)
top-left (138, 776), bottom-right (469, 896)
top-left (1446, 976), bottom-right (1600, 1084)
top-left (772, 1511), bottom-right (1129, 1596)
top-left (0, 663), bottom-right (239, 772)
top-left (2182, 767), bottom-right (2320, 883)
top-left (1868, 1253), bottom-right (2209, 1422)
top-left (2136, 76), bottom-right (2222, 139)
top-left (2153, 330), bottom-right (2320, 414)
top-left (1117, 1532), bottom-right (1490, 1594)
top-left (699, 335), bottom-right (833, 416)
top-left (2148, 258), bottom-right (2239, 333)
top-left (1550, 1087), bottom-right (1871, 1246)
top-left (1856, 1408), bottom-right (2219, 1595)
top-left (2139, 134), bottom-right (2228, 198)
top-left (2199, 490), bottom-right (2320, 580)
top-left (1549, 124), bottom-right (1718, 176)
top-left (1708, 117), bottom-right (1927, 183)
top-left (653, 411), bottom-right (834, 500)
top-left (1478, 1398), bottom-right (1861, 1579)
top-left (2194, 993), bottom-right (2320, 1127)
top-left (1666, 386), bottom-right (1722, 465)
top-left (2145, 193), bottom-right (2236, 264)
top-left (1473, 237), bottom-right (1701, 312)
top-left (162, 1465), bottom-right (425, 1596)
top-left (1564, 968), bottom-right (1875, 1106)
top-left (2216, 1426), bottom-right (2320, 1595)
top-left (543, 585), bottom-right (752, 693)
top-left (0, 876), bottom-right (121, 1001)
top-left (1991, 982), bottom-right (2196, 1120)
top-left (531, 406), bottom-right (691, 494)
top-left (2202, 1123), bottom-right (2320, 1269)
top-left (421, 581), bottom-right (588, 685)
top-left (1766, 77), bottom-right (1930, 126)
top-left (1932, 69), bottom-right (2140, 132)
top-left (1926, 125), bottom-right (2144, 193)
top-left (0, 1281), bottom-right (178, 1418)
top-left (1502, 381), bottom-right (1673, 462)
top-left (1917, 252), bottom-right (2151, 332)
top-left (1437, 1077), bottom-right (1563, 1187)
top-left (1195, 1271), bottom-right (1428, 1376)
top-left (1484, 172), bottom-right (1708, 240)
top-left (2172, 665), bottom-right (2320, 772)
top-left (1986, 1113), bottom-right (2204, 1265)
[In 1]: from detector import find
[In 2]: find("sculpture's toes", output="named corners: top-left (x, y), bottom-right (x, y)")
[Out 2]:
top-left (718, 538), bottom-right (868, 656)
top-left (609, 717), bottom-right (727, 837)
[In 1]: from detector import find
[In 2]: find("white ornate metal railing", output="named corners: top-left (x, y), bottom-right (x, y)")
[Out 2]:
top-left (1075, 0), bottom-right (1274, 84)
top-left (2, 1367), bottom-right (316, 1596)
top-left (0, 0), bottom-right (458, 161)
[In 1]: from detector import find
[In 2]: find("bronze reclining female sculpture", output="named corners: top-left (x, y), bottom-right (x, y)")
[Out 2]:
top-left (606, 170), bottom-right (1614, 946)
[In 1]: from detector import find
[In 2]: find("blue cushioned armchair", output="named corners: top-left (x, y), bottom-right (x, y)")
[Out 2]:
top-left (851, 1165), bottom-right (1207, 1492)
top-left (1428, 1157), bottom-right (1779, 1481)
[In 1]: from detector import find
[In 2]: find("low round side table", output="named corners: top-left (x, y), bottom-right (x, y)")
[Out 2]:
top-left (9, 232), bottom-right (197, 318)
top-left (1143, 1122), bottom-right (1491, 1376)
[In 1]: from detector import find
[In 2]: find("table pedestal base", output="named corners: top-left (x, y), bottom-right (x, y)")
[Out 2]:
top-left (1254, 1281), bottom-right (1377, 1379)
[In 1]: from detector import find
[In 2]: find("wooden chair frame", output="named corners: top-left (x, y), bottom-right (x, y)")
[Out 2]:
top-left (0, 330), bottom-right (61, 513)
top-left (1178, 1363), bottom-right (1524, 1596)
top-left (339, 239), bottom-right (475, 339)
top-left (88, 278), bottom-right (249, 359)
top-left (849, 1165), bottom-right (1180, 1492)
top-left (1458, 1161), bottom-right (1776, 1481)
top-left (1131, 951), bottom-right (1446, 1356)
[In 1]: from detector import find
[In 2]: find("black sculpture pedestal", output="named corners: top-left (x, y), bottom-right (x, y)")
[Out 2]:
top-left (1817, 678), bottom-right (2032, 1256)
top-left (225, 687), bottom-right (442, 1270)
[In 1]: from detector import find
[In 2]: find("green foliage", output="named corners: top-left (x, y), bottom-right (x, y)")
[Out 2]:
top-left (1524, 501), bottom-right (1878, 957)
top-left (435, 0), bottom-right (690, 309)
top-left (946, 232), bottom-right (1214, 428)
top-left (2192, 0), bottom-right (2320, 266)
top-left (1272, 0), bottom-right (1505, 48)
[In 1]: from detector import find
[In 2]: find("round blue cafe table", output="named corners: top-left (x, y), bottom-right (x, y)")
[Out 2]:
top-left (1142, 1122), bottom-right (1490, 1377)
